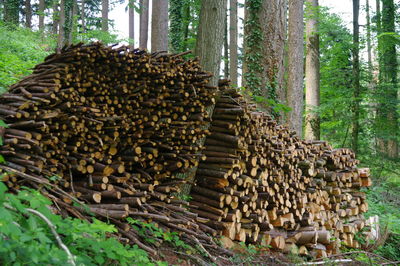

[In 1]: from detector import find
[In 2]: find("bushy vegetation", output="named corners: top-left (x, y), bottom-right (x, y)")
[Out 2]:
top-left (0, 182), bottom-right (154, 265)
top-left (0, 23), bottom-right (51, 93)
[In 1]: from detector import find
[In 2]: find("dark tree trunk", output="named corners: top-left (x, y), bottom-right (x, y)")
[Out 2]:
top-left (151, 0), bottom-right (168, 51)
top-left (377, 0), bottom-right (398, 158)
top-left (351, 0), bottom-right (360, 154)
top-left (229, 0), bottom-right (238, 87)
top-left (195, 0), bottom-right (227, 86)
top-left (139, 0), bottom-right (149, 49)
top-left (38, 0), bottom-right (45, 30)
top-left (129, 0), bottom-right (134, 47)
top-left (25, 0), bottom-right (32, 28)
top-left (57, 0), bottom-right (65, 49)
top-left (224, 9), bottom-right (229, 79)
top-left (52, 1), bottom-right (59, 35)
top-left (4, 0), bottom-right (19, 25)
top-left (102, 0), bottom-right (108, 32)
top-left (169, 0), bottom-right (183, 52)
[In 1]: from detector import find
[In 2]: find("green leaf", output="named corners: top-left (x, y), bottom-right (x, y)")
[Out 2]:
top-left (0, 154), bottom-right (5, 163)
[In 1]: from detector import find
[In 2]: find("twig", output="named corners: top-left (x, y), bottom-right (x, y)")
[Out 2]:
top-left (26, 208), bottom-right (76, 266)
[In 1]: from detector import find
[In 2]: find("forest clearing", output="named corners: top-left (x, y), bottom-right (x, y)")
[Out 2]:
top-left (0, 0), bottom-right (399, 265)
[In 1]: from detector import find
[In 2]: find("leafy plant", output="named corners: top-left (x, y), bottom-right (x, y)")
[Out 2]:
top-left (0, 182), bottom-right (154, 265)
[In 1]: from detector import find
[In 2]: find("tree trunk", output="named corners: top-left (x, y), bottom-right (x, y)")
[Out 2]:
top-left (101, 0), bottom-right (108, 32)
top-left (139, 0), bottom-right (149, 49)
top-left (287, 0), bottom-right (304, 137)
top-left (182, 3), bottom-right (190, 50)
top-left (68, 0), bottom-right (77, 44)
top-left (151, 0), bottom-right (168, 51)
top-left (4, 0), bottom-right (19, 25)
top-left (25, 0), bottom-right (32, 28)
top-left (129, 0), bottom-right (134, 47)
top-left (351, 0), bottom-right (360, 154)
top-left (377, 0), bottom-right (398, 158)
top-left (57, 0), bottom-right (65, 49)
top-left (304, 0), bottom-right (320, 140)
top-left (81, 0), bottom-right (85, 33)
top-left (38, 0), bottom-right (45, 31)
top-left (229, 0), bottom-right (238, 87)
top-left (243, 0), bottom-right (287, 110)
top-left (260, 0), bottom-right (287, 103)
top-left (366, 0), bottom-right (372, 74)
top-left (224, 10), bottom-right (229, 79)
top-left (195, 0), bottom-right (227, 87)
top-left (169, 0), bottom-right (183, 52)
top-left (52, 1), bottom-right (59, 35)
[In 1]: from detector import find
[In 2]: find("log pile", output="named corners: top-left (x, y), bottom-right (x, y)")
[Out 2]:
top-left (189, 80), bottom-right (372, 257)
top-left (0, 44), bottom-right (372, 259)
top-left (0, 43), bottom-right (233, 257)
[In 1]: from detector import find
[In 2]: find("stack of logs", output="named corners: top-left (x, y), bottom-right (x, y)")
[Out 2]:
top-left (189, 80), bottom-right (372, 257)
top-left (0, 44), bottom-right (372, 259)
top-left (0, 43), bottom-right (232, 257)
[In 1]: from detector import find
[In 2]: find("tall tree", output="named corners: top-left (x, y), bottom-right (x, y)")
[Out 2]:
top-left (129, 0), bottom-right (134, 47)
top-left (377, 0), bottom-right (398, 158)
top-left (224, 10), bottom-right (229, 79)
top-left (195, 0), bottom-right (227, 86)
top-left (25, 0), bottom-right (32, 28)
top-left (261, 0), bottom-right (287, 105)
top-left (139, 0), bottom-right (149, 49)
top-left (243, 0), bottom-right (287, 111)
top-left (169, 0), bottom-right (183, 52)
top-left (304, 0), bottom-right (320, 140)
top-left (366, 0), bottom-right (372, 74)
top-left (81, 0), bottom-right (85, 33)
top-left (4, 0), bottom-right (19, 25)
top-left (38, 0), bottom-right (45, 30)
top-left (151, 0), bottom-right (168, 51)
top-left (52, 1), bottom-right (59, 35)
top-left (287, 0), bottom-right (304, 136)
top-left (351, 0), bottom-right (360, 154)
top-left (101, 0), bottom-right (108, 32)
top-left (229, 0), bottom-right (238, 86)
top-left (57, 0), bottom-right (65, 49)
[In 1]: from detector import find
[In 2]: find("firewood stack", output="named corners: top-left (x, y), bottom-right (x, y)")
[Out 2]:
top-left (0, 43), bottom-right (372, 259)
top-left (190, 80), bottom-right (372, 257)
top-left (0, 43), bottom-right (236, 257)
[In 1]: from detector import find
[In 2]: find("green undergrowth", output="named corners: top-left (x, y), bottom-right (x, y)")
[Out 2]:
top-left (362, 158), bottom-right (400, 261)
top-left (0, 181), bottom-right (155, 265)
top-left (0, 23), bottom-right (52, 93)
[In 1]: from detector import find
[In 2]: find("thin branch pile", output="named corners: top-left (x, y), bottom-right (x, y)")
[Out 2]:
top-left (0, 42), bottom-right (232, 257)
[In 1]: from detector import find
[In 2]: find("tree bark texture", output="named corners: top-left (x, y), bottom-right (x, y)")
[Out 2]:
top-left (129, 0), bottom-right (134, 46)
top-left (151, 0), bottom-right (169, 52)
top-left (304, 0), bottom-right (320, 140)
top-left (229, 0), bottom-right (238, 87)
top-left (287, 0), bottom-right (304, 137)
top-left (169, 0), bottom-right (183, 52)
top-left (224, 10), bottom-right (229, 79)
top-left (52, 1), bottom-right (59, 35)
top-left (38, 0), bottom-right (45, 30)
top-left (139, 0), bottom-right (149, 49)
top-left (4, 0), bottom-right (19, 25)
top-left (260, 0), bottom-right (287, 102)
top-left (81, 0), bottom-right (85, 33)
top-left (351, 0), bottom-right (360, 155)
top-left (195, 0), bottom-right (227, 87)
top-left (25, 0), bottom-right (32, 28)
top-left (377, 0), bottom-right (398, 158)
top-left (101, 0), bottom-right (109, 32)
top-left (57, 0), bottom-right (65, 49)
